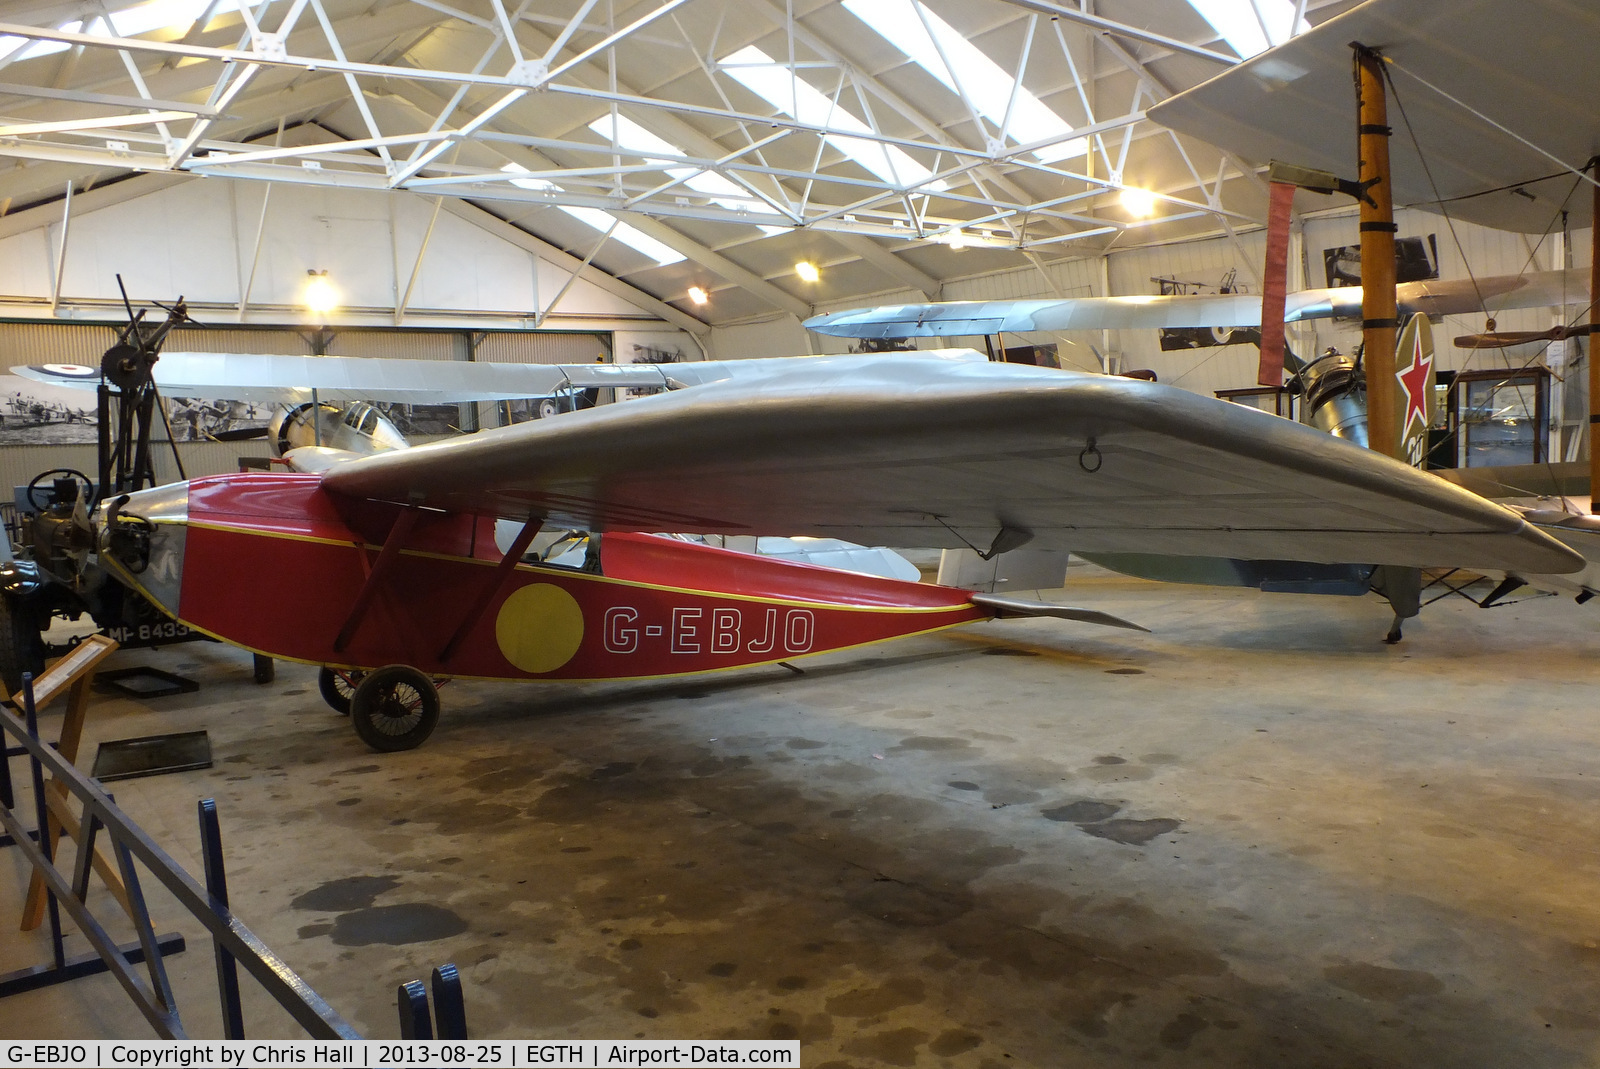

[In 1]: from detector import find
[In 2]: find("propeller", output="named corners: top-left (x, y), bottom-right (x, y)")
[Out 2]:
top-left (1454, 323), bottom-right (1597, 348)
top-left (208, 426), bottom-right (270, 443)
top-left (150, 295), bottom-right (207, 331)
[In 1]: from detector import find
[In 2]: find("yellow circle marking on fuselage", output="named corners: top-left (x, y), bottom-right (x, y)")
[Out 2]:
top-left (495, 582), bottom-right (585, 674)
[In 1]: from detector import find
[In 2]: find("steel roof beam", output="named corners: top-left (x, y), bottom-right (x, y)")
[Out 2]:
top-left (827, 232), bottom-right (942, 299)
top-left (388, 75), bottom-right (815, 318)
top-left (988, 0), bottom-right (1239, 65)
top-left (376, 79), bottom-right (809, 319)
top-left (0, 81), bottom-right (223, 115)
top-left (616, 213), bottom-right (812, 319)
top-left (440, 197), bottom-right (708, 334)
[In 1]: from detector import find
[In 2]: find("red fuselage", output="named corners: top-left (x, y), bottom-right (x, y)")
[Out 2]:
top-left (108, 473), bottom-right (989, 682)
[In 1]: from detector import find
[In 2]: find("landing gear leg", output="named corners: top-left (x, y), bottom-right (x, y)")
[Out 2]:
top-left (1371, 565), bottom-right (1421, 647)
top-left (252, 654), bottom-right (274, 684)
top-left (317, 666), bottom-right (365, 716)
top-left (349, 665), bottom-right (440, 752)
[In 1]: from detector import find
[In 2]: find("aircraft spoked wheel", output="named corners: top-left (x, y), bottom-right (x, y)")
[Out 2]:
top-left (317, 667), bottom-right (366, 716)
top-left (349, 665), bottom-right (440, 752)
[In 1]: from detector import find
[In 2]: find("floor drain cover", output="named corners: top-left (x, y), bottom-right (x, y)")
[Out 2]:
top-left (92, 731), bottom-right (213, 782)
top-left (93, 667), bottom-right (199, 699)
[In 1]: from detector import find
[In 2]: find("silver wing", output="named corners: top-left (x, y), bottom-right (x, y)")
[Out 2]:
top-left (11, 352), bottom-right (692, 405)
top-left (321, 352), bottom-right (1580, 577)
top-left (804, 271), bottom-right (1587, 339)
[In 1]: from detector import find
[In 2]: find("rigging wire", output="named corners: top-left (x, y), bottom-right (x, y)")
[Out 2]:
top-left (1381, 56), bottom-right (1592, 506)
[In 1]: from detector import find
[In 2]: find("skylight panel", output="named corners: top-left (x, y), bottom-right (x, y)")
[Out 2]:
top-left (720, 45), bottom-right (946, 192)
top-left (0, 23), bottom-right (78, 64)
top-left (586, 114), bottom-right (789, 234)
top-left (1185, 0), bottom-right (1309, 59)
top-left (501, 164), bottom-right (686, 266)
top-left (2, 1), bottom-right (239, 65)
top-left (841, 0), bottom-right (1085, 164)
top-left (109, 0), bottom-right (241, 37)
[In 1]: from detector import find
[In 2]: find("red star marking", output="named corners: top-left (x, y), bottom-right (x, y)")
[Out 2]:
top-left (1395, 327), bottom-right (1433, 435)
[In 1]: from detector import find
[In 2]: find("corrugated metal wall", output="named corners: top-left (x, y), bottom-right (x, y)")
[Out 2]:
top-left (164, 327), bottom-right (315, 356)
top-left (326, 330), bottom-right (461, 361)
top-left (476, 331), bottom-right (612, 365)
top-left (0, 322), bottom-right (124, 365)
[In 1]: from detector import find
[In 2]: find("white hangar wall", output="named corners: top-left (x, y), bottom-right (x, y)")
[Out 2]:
top-left (792, 207), bottom-right (1592, 401)
top-left (0, 178), bottom-right (700, 491)
top-left (0, 177), bottom-right (692, 333)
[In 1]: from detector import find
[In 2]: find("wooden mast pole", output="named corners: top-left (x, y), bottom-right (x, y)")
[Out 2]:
top-left (1355, 45), bottom-right (1399, 459)
top-left (1590, 165), bottom-right (1599, 511)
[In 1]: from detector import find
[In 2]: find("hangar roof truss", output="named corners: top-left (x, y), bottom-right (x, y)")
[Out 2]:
top-left (0, 0), bottom-right (1356, 322)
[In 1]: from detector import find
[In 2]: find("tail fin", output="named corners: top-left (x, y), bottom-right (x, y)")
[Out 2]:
top-left (1394, 313), bottom-right (1436, 468)
top-left (971, 593), bottom-right (1148, 632)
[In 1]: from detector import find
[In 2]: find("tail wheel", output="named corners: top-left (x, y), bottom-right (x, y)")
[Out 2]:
top-left (349, 665), bottom-right (440, 752)
top-left (317, 667), bottom-right (365, 715)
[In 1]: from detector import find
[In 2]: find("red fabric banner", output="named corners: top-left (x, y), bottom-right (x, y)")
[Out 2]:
top-left (1256, 180), bottom-right (1297, 387)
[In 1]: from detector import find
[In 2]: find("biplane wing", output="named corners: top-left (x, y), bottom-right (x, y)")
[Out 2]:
top-left (1147, 0), bottom-right (1600, 234)
top-left (803, 271), bottom-right (1587, 340)
top-left (319, 351), bottom-right (1580, 577)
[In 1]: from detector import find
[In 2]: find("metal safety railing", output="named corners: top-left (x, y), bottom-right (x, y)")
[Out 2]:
top-left (0, 672), bottom-right (360, 1039)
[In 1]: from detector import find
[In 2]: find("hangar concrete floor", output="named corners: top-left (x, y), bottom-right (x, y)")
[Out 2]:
top-left (1, 564), bottom-right (1599, 1066)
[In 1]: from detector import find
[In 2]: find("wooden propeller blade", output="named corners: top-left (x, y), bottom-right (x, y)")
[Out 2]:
top-left (208, 426), bottom-right (269, 442)
top-left (1453, 323), bottom-right (1598, 348)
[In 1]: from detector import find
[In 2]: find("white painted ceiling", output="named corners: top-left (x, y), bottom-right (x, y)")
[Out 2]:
top-left (0, 0), bottom-right (1363, 325)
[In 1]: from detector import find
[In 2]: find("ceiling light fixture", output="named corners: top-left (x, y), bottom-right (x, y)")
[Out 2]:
top-left (1119, 187), bottom-right (1158, 217)
top-left (795, 261), bottom-right (820, 282)
top-left (687, 286), bottom-right (709, 305)
top-left (303, 270), bottom-right (339, 316)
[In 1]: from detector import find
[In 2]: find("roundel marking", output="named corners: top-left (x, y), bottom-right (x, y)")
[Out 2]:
top-left (38, 363), bottom-right (98, 377)
top-left (494, 582), bottom-right (585, 674)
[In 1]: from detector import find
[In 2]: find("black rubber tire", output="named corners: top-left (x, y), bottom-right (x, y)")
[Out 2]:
top-left (349, 665), bottom-right (439, 752)
top-left (317, 667), bottom-right (364, 715)
top-left (0, 593), bottom-right (45, 702)
top-left (252, 654), bottom-right (275, 684)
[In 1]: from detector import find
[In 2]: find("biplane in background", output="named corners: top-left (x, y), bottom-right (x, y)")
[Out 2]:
top-left (806, 277), bottom-right (1600, 628)
top-left (807, 0), bottom-right (1600, 632)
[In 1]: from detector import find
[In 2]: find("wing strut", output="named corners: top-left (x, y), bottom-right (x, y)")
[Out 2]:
top-left (333, 508), bottom-right (422, 653)
top-left (1355, 43), bottom-right (1400, 459)
top-left (1590, 160), bottom-right (1600, 514)
top-left (438, 519), bottom-right (544, 664)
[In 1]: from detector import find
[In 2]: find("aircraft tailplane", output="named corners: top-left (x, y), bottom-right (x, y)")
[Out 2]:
top-left (970, 594), bottom-right (1148, 632)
